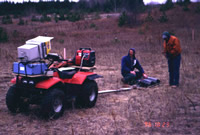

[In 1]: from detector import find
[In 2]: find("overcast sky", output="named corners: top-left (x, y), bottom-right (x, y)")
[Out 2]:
top-left (0, 0), bottom-right (198, 5)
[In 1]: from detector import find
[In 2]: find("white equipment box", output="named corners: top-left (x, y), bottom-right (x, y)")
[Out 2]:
top-left (18, 45), bottom-right (40, 61)
top-left (18, 36), bottom-right (54, 61)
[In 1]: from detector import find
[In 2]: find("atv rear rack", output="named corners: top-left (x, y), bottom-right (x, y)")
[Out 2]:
top-left (70, 66), bottom-right (97, 72)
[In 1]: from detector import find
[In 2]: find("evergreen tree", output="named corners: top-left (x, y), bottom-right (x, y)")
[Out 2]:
top-left (160, 0), bottom-right (174, 11)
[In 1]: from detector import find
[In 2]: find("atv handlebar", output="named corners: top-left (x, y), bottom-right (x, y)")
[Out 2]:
top-left (46, 53), bottom-right (74, 68)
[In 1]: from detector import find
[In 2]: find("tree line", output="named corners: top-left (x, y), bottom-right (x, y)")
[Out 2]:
top-left (0, 0), bottom-right (145, 16)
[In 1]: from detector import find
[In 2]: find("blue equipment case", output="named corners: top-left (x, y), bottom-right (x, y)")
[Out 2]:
top-left (13, 62), bottom-right (48, 75)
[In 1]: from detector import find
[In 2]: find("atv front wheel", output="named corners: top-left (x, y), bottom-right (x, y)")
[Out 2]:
top-left (6, 85), bottom-right (20, 113)
top-left (77, 80), bottom-right (98, 108)
top-left (41, 89), bottom-right (65, 119)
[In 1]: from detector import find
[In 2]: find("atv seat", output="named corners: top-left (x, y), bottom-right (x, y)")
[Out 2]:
top-left (58, 67), bottom-right (76, 79)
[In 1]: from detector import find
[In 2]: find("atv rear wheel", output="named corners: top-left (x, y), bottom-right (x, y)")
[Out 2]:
top-left (41, 89), bottom-right (65, 119)
top-left (6, 85), bottom-right (20, 113)
top-left (77, 80), bottom-right (98, 108)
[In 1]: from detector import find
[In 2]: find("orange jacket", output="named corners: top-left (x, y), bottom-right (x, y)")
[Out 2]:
top-left (163, 35), bottom-right (181, 56)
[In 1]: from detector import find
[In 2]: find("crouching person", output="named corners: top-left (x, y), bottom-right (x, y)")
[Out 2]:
top-left (121, 48), bottom-right (147, 85)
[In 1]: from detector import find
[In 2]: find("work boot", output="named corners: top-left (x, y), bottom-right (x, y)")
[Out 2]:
top-left (171, 85), bottom-right (178, 88)
top-left (129, 80), bottom-right (136, 85)
top-left (121, 78), bottom-right (129, 87)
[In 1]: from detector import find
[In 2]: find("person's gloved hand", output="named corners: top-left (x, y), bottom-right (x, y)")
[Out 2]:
top-left (130, 71), bottom-right (136, 75)
top-left (143, 73), bottom-right (148, 78)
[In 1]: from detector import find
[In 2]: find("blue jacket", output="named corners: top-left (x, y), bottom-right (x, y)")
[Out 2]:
top-left (121, 48), bottom-right (144, 76)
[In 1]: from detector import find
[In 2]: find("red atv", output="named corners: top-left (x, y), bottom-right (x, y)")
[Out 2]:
top-left (6, 46), bottom-right (102, 119)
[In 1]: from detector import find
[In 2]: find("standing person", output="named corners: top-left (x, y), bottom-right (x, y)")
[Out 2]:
top-left (162, 31), bottom-right (181, 87)
top-left (121, 48), bottom-right (147, 85)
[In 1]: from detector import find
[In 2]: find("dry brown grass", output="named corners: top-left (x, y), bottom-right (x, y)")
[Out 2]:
top-left (0, 3), bottom-right (200, 135)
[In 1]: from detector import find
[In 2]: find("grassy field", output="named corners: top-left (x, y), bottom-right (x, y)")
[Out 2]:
top-left (0, 3), bottom-right (200, 135)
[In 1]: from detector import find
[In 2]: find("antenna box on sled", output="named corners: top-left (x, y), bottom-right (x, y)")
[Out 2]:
top-left (17, 36), bottom-right (53, 61)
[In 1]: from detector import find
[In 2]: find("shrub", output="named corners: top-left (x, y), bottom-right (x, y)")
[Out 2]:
top-left (177, 0), bottom-right (190, 11)
top-left (145, 12), bottom-right (154, 22)
top-left (138, 28), bottom-right (145, 35)
top-left (176, 0), bottom-right (183, 6)
top-left (13, 14), bottom-right (19, 19)
top-left (183, 5), bottom-right (190, 11)
top-left (2, 15), bottom-right (13, 24)
top-left (195, 5), bottom-right (200, 13)
top-left (183, 0), bottom-right (191, 6)
top-left (177, 0), bottom-right (191, 6)
top-left (107, 15), bottom-right (111, 18)
top-left (160, 0), bottom-right (174, 11)
top-left (18, 18), bottom-right (25, 25)
top-left (59, 13), bottom-right (66, 21)
top-left (118, 11), bottom-right (141, 27)
top-left (138, 24), bottom-right (149, 35)
top-left (31, 15), bottom-right (40, 22)
top-left (40, 14), bottom-right (51, 22)
top-left (0, 27), bottom-right (8, 42)
top-left (90, 23), bottom-right (96, 28)
top-left (118, 11), bottom-right (128, 27)
top-left (158, 12), bottom-right (168, 23)
top-left (54, 15), bottom-right (59, 23)
top-left (94, 12), bottom-right (100, 20)
top-left (12, 30), bottom-right (19, 38)
top-left (66, 12), bottom-right (81, 22)
top-left (25, 20), bottom-right (28, 25)
top-left (59, 39), bottom-right (64, 44)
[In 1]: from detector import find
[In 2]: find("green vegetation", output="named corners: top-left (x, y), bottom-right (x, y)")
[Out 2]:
top-left (0, 0), bottom-right (198, 28)
top-left (0, 0), bottom-right (145, 26)
top-left (13, 14), bottom-right (19, 19)
top-left (177, 0), bottom-right (191, 11)
top-left (40, 14), bottom-right (51, 22)
top-left (18, 18), bottom-right (25, 25)
top-left (159, 12), bottom-right (168, 23)
top-left (195, 4), bottom-right (200, 13)
top-left (118, 11), bottom-right (128, 27)
top-left (59, 13), bottom-right (66, 21)
top-left (183, 5), bottom-right (190, 11)
top-left (160, 0), bottom-right (174, 11)
top-left (66, 12), bottom-right (81, 22)
top-left (12, 30), bottom-right (19, 38)
top-left (93, 12), bottom-right (101, 20)
top-left (2, 15), bottom-right (12, 24)
top-left (53, 12), bottom-right (82, 22)
top-left (145, 12), bottom-right (154, 22)
top-left (0, 0), bottom-right (144, 16)
top-left (31, 15), bottom-right (40, 22)
top-left (0, 1), bottom-right (71, 16)
top-left (89, 23), bottom-right (98, 30)
top-left (0, 27), bottom-right (8, 42)
top-left (180, 0), bottom-right (191, 6)
top-left (59, 39), bottom-right (64, 44)
top-left (90, 23), bottom-right (96, 28)
top-left (54, 15), bottom-right (59, 23)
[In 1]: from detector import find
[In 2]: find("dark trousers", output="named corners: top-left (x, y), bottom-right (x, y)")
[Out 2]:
top-left (123, 71), bottom-right (143, 84)
top-left (168, 54), bottom-right (181, 86)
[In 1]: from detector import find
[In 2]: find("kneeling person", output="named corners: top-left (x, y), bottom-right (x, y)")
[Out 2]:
top-left (121, 48), bottom-right (147, 85)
